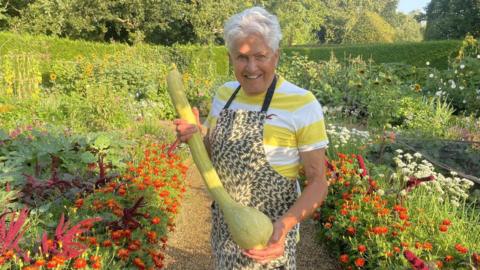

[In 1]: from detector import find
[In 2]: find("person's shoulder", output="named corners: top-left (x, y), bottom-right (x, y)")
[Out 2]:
top-left (276, 79), bottom-right (317, 109)
top-left (277, 79), bottom-right (312, 96)
top-left (213, 81), bottom-right (238, 100)
top-left (223, 81), bottom-right (240, 90)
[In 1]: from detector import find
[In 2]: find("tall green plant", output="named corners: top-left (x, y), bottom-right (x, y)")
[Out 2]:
top-left (0, 53), bottom-right (42, 98)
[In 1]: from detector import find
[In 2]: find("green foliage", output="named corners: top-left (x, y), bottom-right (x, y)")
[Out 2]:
top-left (424, 0), bottom-right (480, 40)
top-left (388, 12), bottom-right (423, 42)
top-left (1, 0), bottom-right (422, 46)
top-left (278, 53), bottom-right (425, 128)
top-left (344, 11), bottom-right (396, 44)
top-left (320, 0), bottom-right (404, 44)
top-left (420, 36), bottom-right (480, 116)
top-left (400, 97), bottom-right (455, 137)
top-left (284, 40), bottom-right (462, 69)
top-left (269, 0), bottom-right (325, 46)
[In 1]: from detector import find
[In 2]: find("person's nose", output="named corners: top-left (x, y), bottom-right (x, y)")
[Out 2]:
top-left (246, 57), bottom-right (258, 73)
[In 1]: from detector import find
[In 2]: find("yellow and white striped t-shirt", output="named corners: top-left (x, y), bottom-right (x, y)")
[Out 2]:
top-left (205, 76), bottom-right (329, 179)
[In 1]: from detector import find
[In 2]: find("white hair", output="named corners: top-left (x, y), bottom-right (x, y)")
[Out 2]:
top-left (224, 7), bottom-right (282, 52)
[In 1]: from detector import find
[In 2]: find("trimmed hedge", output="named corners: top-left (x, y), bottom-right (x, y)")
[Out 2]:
top-left (0, 32), bottom-right (230, 77)
top-left (0, 32), bottom-right (464, 75)
top-left (284, 40), bottom-right (462, 69)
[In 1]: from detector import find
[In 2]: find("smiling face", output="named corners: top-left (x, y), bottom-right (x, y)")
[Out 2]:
top-left (229, 34), bottom-right (279, 95)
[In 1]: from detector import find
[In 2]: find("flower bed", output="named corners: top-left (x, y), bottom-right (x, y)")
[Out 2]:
top-left (314, 125), bottom-right (480, 269)
top-left (0, 126), bottom-right (188, 269)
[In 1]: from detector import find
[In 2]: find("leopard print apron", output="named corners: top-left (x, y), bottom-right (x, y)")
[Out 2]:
top-left (209, 76), bottom-right (298, 270)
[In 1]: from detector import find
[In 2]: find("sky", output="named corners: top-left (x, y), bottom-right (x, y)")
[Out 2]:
top-left (397, 0), bottom-right (430, 13)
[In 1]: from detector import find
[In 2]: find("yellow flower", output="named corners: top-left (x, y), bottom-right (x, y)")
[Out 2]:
top-left (414, 84), bottom-right (421, 92)
top-left (50, 73), bottom-right (57, 81)
top-left (84, 63), bottom-right (94, 77)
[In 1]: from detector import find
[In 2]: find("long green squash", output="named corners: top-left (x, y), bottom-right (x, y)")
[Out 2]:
top-left (167, 69), bottom-right (273, 249)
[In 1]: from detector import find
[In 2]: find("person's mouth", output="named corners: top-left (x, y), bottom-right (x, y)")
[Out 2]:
top-left (244, 74), bottom-right (262, 80)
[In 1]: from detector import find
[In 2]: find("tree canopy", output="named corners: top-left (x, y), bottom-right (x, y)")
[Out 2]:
top-left (0, 0), bottom-right (428, 45)
top-left (424, 0), bottom-right (480, 40)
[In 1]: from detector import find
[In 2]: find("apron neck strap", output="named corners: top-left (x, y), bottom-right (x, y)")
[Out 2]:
top-left (223, 75), bottom-right (278, 113)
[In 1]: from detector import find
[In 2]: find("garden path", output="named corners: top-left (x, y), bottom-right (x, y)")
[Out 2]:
top-left (163, 162), bottom-right (340, 270)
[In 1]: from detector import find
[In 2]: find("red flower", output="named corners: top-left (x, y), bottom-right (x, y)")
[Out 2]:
top-left (356, 154), bottom-right (368, 177)
top-left (339, 254), bottom-right (349, 263)
top-left (441, 219), bottom-right (452, 226)
top-left (455, 243), bottom-right (468, 254)
top-left (354, 258), bottom-right (365, 267)
top-left (72, 258), bottom-right (87, 269)
top-left (445, 255), bottom-right (454, 262)
top-left (472, 253), bottom-right (479, 267)
top-left (151, 217), bottom-right (161, 225)
top-left (403, 250), bottom-right (429, 270)
top-left (346, 226), bottom-right (356, 236)
top-left (358, 245), bottom-right (367, 253)
top-left (439, 224), bottom-right (448, 232)
top-left (371, 226), bottom-right (388, 235)
top-left (75, 199), bottom-right (84, 208)
top-left (350, 216), bottom-right (358, 223)
top-left (117, 249), bottom-right (129, 260)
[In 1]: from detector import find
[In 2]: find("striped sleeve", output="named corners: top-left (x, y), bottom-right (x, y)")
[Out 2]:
top-left (294, 92), bottom-right (329, 152)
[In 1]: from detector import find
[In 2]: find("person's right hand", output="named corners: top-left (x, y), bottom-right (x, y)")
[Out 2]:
top-left (173, 107), bottom-right (202, 143)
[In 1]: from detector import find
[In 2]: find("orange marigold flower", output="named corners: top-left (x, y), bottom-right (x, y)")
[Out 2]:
top-left (34, 259), bottom-right (46, 266)
top-left (73, 258), bottom-right (87, 269)
top-left (91, 261), bottom-right (102, 269)
top-left (324, 222), bottom-right (332, 229)
top-left (118, 248), bottom-right (130, 260)
top-left (133, 257), bottom-right (145, 269)
top-left (354, 258), bottom-right (365, 267)
top-left (445, 255), bottom-right (454, 262)
top-left (350, 216), bottom-right (358, 223)
top-left (436, 260), bottom-right (444, 268)
top-left (423, 242), bottom-right (433, 251)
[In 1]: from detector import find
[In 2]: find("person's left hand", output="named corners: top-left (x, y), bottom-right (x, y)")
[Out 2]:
top-left (242, 220), bottom-right (288, 264)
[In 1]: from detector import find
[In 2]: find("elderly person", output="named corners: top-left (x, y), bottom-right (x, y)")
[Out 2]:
top-left (174, 6), bottom-right (329, 270)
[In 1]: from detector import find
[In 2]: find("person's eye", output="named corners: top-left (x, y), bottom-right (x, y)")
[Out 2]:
top-left (256, 55), bottom-right (267, 61)
top-left (237, 55), bottom-right (248, 61)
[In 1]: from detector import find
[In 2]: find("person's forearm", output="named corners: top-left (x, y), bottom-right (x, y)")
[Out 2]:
top-left (279, 177), bottom-right (328, 232)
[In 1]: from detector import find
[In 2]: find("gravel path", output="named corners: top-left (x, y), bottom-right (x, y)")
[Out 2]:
top-left (164, 163), bottom-right (340, 270)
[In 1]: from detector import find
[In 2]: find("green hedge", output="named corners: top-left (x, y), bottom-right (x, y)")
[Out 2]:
top-left (284, 40), bottom-right (463, 69)
top-left (0, 32), bottom-right (230, 77)
top-left (0, 32), bottom-right (463, 72)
